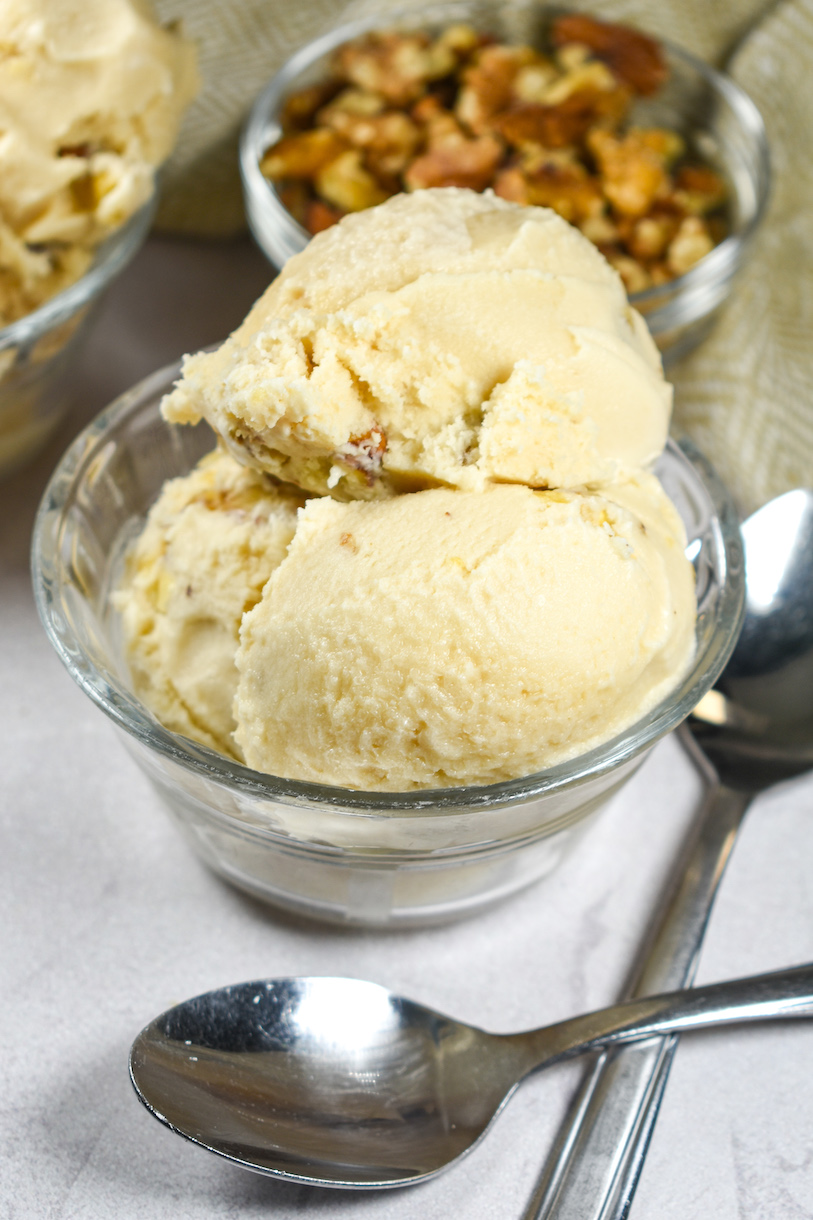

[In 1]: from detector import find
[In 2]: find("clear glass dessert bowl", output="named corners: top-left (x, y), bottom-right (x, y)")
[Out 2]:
top-left (0, 194), bottom-right (156, 480)
top-left (240, 1), bottom-right (770, 363)
top-left (32, 360), bottom-right (744, 928)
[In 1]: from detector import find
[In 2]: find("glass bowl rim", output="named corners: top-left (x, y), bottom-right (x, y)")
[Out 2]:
top-left (0, 189), bottom-right (157, 352)
top-left (238, 0), bottom-right (770, 309)
top-left (32, 356), bottom-right (744, 817)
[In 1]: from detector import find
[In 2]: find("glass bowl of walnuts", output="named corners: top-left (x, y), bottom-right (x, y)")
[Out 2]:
top-left (240, 1), bottom-right (769, 361)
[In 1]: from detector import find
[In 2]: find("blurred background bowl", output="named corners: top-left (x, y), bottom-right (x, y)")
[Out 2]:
top-left (32, 359), bottom-right (744, 927)
top-left (0, 193), bottom-right (156, 481)
top-left (240, 0), bottom-right (769, 363)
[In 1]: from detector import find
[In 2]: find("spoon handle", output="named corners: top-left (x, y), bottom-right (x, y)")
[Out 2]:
top-left (530, 960), bottom-right (813, 1067)
top-left (525, 761), bottom-right (753, 1220)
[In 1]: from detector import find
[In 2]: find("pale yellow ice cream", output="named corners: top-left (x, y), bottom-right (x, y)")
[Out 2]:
top-left (0, 0), bottom-right (198, 325)
top-left (114, 447), bottom-right (305, 759)
top-left (118, 191), bottom-right (696, 792)
top-left (163, 189), bottom-right (671, 500)
top-left (233, 474), bottom-right (694, 790)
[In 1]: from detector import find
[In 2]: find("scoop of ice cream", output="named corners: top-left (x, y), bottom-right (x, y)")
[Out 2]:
top-left (233, 473), bottom-right (695, 789)
top-left (163, 189), bottom-right (670, 500)
top-left (0, 0), bottom-right (198, 324)
top-left (114, 447), bottom-right (305, 759)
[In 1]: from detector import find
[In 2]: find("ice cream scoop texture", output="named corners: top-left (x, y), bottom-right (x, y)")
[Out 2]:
top-left (119, 190), bottom-right (696, 789)
top-left (163, 190), bottom-right (671, 499)
top-left (234, 476), bottom-right (694, 788)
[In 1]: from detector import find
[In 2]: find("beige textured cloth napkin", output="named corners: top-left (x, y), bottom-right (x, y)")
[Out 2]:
top-left (670, 0), bottom-right (813, 514)
top-left (154, 0), bottom-right (813, 513)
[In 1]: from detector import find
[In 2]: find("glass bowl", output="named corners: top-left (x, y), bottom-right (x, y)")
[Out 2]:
top-left (32, 360), bottom-right (744, 928)
top-left (0, 194), bottom-right (156, 480)
top-left (240, 1), bottom-right (769, 363)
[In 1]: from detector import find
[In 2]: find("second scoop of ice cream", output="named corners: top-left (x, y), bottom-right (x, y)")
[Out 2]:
top-left (234, 474), bottom-right (694, 790)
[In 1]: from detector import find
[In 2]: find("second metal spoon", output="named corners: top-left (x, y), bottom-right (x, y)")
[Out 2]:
top-left (130, 962), bottom-right (813, 1189)
top-left (530, 487), bottom-right (813, 1220)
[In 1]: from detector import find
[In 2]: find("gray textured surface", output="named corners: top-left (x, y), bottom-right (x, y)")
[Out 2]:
top-left (2, 238), bottom-right (813, 1220)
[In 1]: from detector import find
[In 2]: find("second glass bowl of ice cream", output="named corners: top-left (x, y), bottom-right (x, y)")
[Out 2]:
top-left (0, 0), bottom-right (197, 477)
top-left (0, 198), bottom-right (155, 478)
top-left (240, 1), bottom-right (769, 362)
top-left (32, 360), bottom-right (744, 927)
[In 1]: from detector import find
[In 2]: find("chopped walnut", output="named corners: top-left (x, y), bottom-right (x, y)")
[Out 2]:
top-left (637, 127), bottom-right (685, 166)
top-left (339, 427), bottom-right (388, 483)
top-left (550, 14), bottom-right (667, 95)
top-left (318, 95), bottom-right (422, 180)
top-left (435, 23), bottom-right (480, 56)
top-left (587, 128), bottom-right (669, 217)
top-left (405, 129), bottom-right (503, 192)
top-left (335, 31), bottom-right (455, 106)
top-left (456, 43), bottom-right (536, 133)
top-left (262, 14), bottom-right (728, 284)
top-left (541, 58), bottom-right (618, 105)
top-left (261, 128), bottom-right (349, 180)
top-left (513, 60), bottom-right (559, 104)
top-left (318, 88), bottom-right (386, 128)
top-left (666, 216), bottom-right (715, 275)
top-left (494, 82), bottom-right (628, 150)
top-left (673, 164), bottom-right (727, 214)
top-left (405, 107), bottom-right (502, 192)
top-left (513, 158), bottom-right (603, 224)
top-left (627, 211), bottom-right (681, 260)
top-left (315, 149), bottom-right (390, 212)
top-left (555, 41), bottom-right (593, 73)
top-left (578, 211), bottom-right (620, 245)
top-left (365, 114), bottom-right (423, 178)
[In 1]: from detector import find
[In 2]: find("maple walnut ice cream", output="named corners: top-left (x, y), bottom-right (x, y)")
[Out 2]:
top-left (0, 0), bottom-right (198, 325)
top-left (117, 189), bottom-right (696, 791)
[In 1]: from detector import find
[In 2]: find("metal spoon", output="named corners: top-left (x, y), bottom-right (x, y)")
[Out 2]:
top-left (130, 962), bottom-right (813, 1189)
top-left (528, 487), bottom-right (813, 1220)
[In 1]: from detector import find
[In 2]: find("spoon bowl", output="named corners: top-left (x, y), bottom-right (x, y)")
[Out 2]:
top-left (130, 964), bottom-right (813, 1188)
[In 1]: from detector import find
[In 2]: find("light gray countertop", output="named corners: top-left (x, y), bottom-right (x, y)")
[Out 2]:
top-left (2, 237), bottom-right (812, 1220)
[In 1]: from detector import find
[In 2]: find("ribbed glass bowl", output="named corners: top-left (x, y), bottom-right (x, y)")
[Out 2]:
top-left (0, 194), bottom-right (156, 479)
top-left (240, 0), bottom-right (769, 363)
top-left (32, 360), bottom-right (744, 927)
